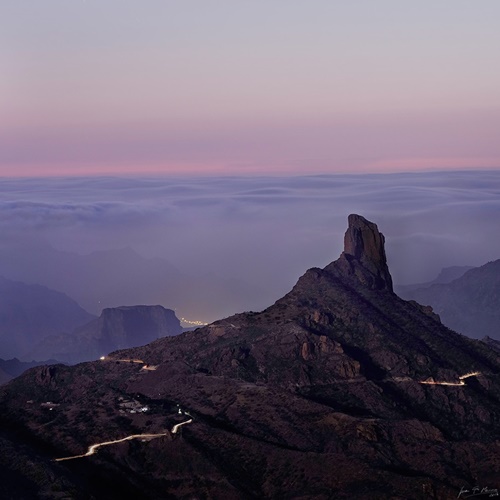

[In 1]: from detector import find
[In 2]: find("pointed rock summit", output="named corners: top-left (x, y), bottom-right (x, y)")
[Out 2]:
top-left (344, 214), bottom-right (387, 264)
top-left (328, 214), bottom-right (393, 291)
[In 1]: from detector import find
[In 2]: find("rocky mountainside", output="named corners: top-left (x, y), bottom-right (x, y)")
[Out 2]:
top-left (0, 358), bottom-right (62, 385)
top-left (398, 260), bottom-right (500, 339)
top-left (1, 215), bottom-right (500, 499)
top-left (0, 276), bottom-right (95, 359)
top-left (0, 366), bottom-right (11, 385)
top-left (27, 305), bottom-right (183, 363)
top-left (482, 336), bottom-right (500, 354)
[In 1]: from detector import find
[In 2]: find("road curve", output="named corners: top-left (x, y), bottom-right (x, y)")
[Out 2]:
top-left (55, 417), bottom-right (193, 462)
top-left (171, 418), bottom-right (193, 434)
top-left (55, 432), bottom-right (168, 462)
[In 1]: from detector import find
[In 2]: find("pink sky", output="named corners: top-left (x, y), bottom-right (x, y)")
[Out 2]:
top-left (1, 1), bottom-right (500, 176)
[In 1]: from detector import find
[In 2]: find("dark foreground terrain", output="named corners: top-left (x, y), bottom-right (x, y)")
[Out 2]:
top-left (2, 215), bottom-right (500, 499)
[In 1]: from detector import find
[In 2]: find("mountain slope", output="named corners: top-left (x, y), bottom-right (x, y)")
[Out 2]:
top-left (1, 215), bottom-right (500, 499)
top-left (125, 215), bottom-right (497, 389)
top-left (399, 260), bottom-right (500, 339)
top-left (0, 276), bottom-right (95, 359)
top-left (0, 358), bottom-right (62, 385)
top-left (395, 265), bottom-right (474, 294)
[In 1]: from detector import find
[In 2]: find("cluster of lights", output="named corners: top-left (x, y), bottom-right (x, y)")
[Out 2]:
top-left (180, 317), bottom-right (208, 326)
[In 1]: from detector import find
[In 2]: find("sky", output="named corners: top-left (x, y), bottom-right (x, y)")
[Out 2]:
top-left (1, 1), bottom-right (500, 176)
top-left (1, 2), bottom-right (500, 330)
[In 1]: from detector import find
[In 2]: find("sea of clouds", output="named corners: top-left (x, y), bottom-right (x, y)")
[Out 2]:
top-left (1, 170), bottom-right (499, 320)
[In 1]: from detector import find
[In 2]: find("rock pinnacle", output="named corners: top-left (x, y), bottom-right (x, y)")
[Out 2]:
top-left (341, 214), bottom-right (393, 292)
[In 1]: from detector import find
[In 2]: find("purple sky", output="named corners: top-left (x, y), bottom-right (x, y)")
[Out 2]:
top-left (1, 1), bottom-right (500, 176)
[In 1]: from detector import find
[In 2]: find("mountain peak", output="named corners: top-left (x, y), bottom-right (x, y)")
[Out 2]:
top-left (343, 214), bottom-right (384, 261)
top-left (331, 214), bottom-right (393, 291)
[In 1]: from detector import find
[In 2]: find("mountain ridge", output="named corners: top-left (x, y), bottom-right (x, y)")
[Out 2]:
top-left (399, 259), bottom-right (500, 339)
top-left (2, 214), bottom-right (500, 499)
top-left (395, 265), bottom-right (475, 294)
top-left (0, 275), bottom-right (95, 359)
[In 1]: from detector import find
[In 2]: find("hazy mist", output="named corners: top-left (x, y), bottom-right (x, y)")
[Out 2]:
top-left (1, 170), bottom-right (499, 323)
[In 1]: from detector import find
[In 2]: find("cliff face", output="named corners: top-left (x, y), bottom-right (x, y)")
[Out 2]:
top-left (1, 215), bottom-right (500, 499)
top-left (95, 305), bottom-right (182, 352)
top-left (28, 305), bottom-right (182, 363)
top-left (0, 358), bottom-right (62, 385)
top-left (340, 213), bottom-right (393, 291)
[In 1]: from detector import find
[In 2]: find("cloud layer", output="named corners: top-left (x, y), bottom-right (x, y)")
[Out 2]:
top-left (1, 171), bottom-right (499, 320)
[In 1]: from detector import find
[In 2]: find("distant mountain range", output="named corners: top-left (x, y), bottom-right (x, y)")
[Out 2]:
top-left (0, 274), bottom-right (184, 365)
top-left (2, 215), bottom-right (500, 498)
top-left (0, 246), bottom-right (259, 362)
top-left (0, 244), bottom-right (265, 322)
top-left (395, 265), bottom-right (475, 294)
top-left (0, 276), bottom-right (95, 359)
top-left (0, 273), bottom-right (184, 371)
top-left (398, 261), bottom-right (500, 339)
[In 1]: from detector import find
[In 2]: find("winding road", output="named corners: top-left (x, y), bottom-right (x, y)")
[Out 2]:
top-left (53, 357), bottom-right (195, 463)
top-left (417, 371), bottom-right (482, 386)
top-left (55, 416), bottom-right (193, 462)
top-left (55, 432), bottom-right (168, 462)
top-left (171, 418), bottom-right (193, 434)
top-left (56, 361), bottom-right (482, 463)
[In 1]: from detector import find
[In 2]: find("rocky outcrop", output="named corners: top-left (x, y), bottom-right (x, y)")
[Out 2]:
top-left (28, 305), bottom-right (182, 363)
top-left (0, 358), bottom-right (62, 385)
top-left (344, 215), bottom-right (388, 269)
top-left (328, 214), bottom-right (393, 291)
top-left (95, 305), bottom-right (182, 352)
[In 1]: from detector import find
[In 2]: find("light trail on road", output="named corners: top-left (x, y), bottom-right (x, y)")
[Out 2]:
top-left (332, 372), bottom-right (483, 386)
top-left (419, 380), bottom-right (465, 386)
top-left (55, 432), bottom-right (168, 462)
top-left (113, 358), bottom-right (145, 364)
top-left (101, 357), bottom-right (158, 370)
top-left (171, 418), bottom-right (193, 434)
top-left (418, 371), bottom-right (482, 386)
top-left (459, 371), bottom-right (481, 380)
top-left (55, 417), bottom-right (193, 462)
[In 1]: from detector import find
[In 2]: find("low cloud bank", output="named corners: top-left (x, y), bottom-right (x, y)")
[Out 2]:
top-left (1, 170), bottom-right (499, 320)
